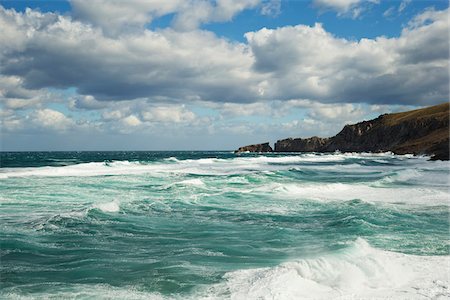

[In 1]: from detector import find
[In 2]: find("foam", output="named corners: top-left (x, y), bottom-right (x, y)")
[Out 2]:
top-left (380, 169), bottom-right (422, 184)
top-left (212, 238), bottom-right (450, 300)
top-left (1, 284), bottom-right (164, 300)
top-left (164, 157), bottom-right (179, 162)
top-left (93, 200), bottom-right (120, 213)
top-left (258, 182), bottom-right (449, 205)
top-left (0, 153), bottom-right (443, 179)
top-left (235, 155), bottom-right (345, 163)
top-left (178, 179), bottom-right (205, 186)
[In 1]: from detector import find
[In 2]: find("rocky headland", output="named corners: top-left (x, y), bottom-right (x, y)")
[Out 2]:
top-left (236, 103), bottom-right (449, 160)
top-left (235, 142), bottom-right (273, 153)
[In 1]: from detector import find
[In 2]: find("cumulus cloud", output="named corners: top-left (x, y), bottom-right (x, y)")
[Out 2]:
top-left (0, 7), bottom-right (260, 104)
top-left (71, 0), bottom-right (182, 36)
top-left (32, 108), bottom-right (75, 131)
top-left (141, 105), bottom-right (196, 123)
top-left (71, 0), bottom-right (260, 34)
top-left (0, 3), bottom-right (448, 134)
top-left (172, 0), bottom-right (260, 31)
top-left (69, 95), bottom-right (108, 110)
top-left (122, 115), bottom-right (142, 127)
top-left (0, 75), bottom-right (63, 110)
top-left (245, 8), bottom-right (449, 105)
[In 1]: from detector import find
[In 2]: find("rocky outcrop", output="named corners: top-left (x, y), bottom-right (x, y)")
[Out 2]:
top-left (235, 142), bottom-right (273, 153)
top-left (240, 103), bottom-right (449, 160)
top-left (275, 136), bottom-right (329, 152)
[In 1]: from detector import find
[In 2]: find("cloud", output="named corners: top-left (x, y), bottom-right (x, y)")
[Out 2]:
top-left (0, 4), bottom-right (448, 115)
top-left (71, 0), bottom-right (260, 34)
top-left (312, 0), bottom-right (379, 18)
top-left (260, 0), bottom-right (281, 17)
top-left (172, 0), bottom-right (260, 31)
top-left (398, 0), bottom-right (411, 13)
top-left (71, 0), bottom-right (181, 36)
top-left (32, 108), bottom-right (75, 131)
top-left (122, 114), bottom-right (142, 127)
top-left (383, 0), bottom-right (411, 19)
top-left (0, 75), bottom-right (63, 110)
top-left (245, 8), bottom-right (449, 105)
top-left (1, 108), bottom-right (24, 132)
top-left (383, 6), bottom-right (395, 19)
top-left (313, 0), bottom-right (361, 13)
top-left (0, 7), bottom-right (260, 104)
top-left (141, 105), bottom-right (196, 123)
top-left (69, 95), bottom-right (108, 110)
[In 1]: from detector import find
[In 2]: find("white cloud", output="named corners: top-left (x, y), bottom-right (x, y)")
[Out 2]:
top-left (70, 95), bottom-right (108, 110)
top-left (0, 7), bottom-right (259, 103)
top-left (122, 114), bottom-right (142, 127)
top-left (71, 0), bottom-right (260, 34)
top-left (141, 105), bottom-right (196, 123)
top-left (260, 0), bottom-right (281, 17)
top-left (307, 103), bottom-right (366, 121)
top-left (71, 0), bottom-right (183, 36)
top-left (398, 0), bottom-right (411, 13)
top-left (0, 3), bottom-right (448, 140)
top-left (312, 0), bottom-right (380, 18)
top-left (172, 0), bottom-right (260, 31)
top-left (313, 0), bottom-right (361, 13)
top-left (245, 8), bottom-right (448, 105)
top-left (0, 108), bottom-right (24, 132)
top-left (0, 75), bottom-right (64, 110)
top-left (102, 109), bottom-right (126, 121)
top-left (32, 108), bottom-right (75, 131)
top-left (383, 6), bottom-right (395, 19)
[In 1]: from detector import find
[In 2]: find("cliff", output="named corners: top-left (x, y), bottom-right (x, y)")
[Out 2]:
top-left (275, 136), bottom-right (329, 152)
top-left (235, 142), bottom-right (273, 153)
top-left (253, 103), bottom-right (449, 160)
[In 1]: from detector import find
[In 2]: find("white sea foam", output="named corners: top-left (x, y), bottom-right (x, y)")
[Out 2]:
top-left (178, 179), bottom-right (205, 186)
top-left (235, 155), bottom-right (345, 163)
top-left (0, 153), bottom-right (442, 179)
top-left (380, 169), bottom-right (422, 184)
top-left (210, 238), bottom-right (450, 300)
top-left (1, 284), bottom-right (164, 300)
top-left (258, 182), bottom-right (449, 205)
top-left (164, 157), bottom-right (179, 162)
top-left (94, 200), bottom-right (120, 213)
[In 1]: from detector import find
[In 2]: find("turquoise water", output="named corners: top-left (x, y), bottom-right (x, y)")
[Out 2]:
top-left (1, 151), bottom-right (449, 299)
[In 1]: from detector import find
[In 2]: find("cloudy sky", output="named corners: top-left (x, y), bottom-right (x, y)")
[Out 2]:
top-left (1, 0), bottom-right (448, 151)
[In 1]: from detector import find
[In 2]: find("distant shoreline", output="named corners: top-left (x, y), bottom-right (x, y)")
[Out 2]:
top-left (236, 102), bottom-right (449, 161)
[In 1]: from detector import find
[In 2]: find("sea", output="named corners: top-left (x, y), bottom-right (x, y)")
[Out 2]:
top-left (1, 151), bottom-right (449, 299)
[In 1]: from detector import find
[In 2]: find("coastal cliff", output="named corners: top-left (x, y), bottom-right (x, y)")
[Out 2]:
top-left (235, 142), bottom-right (273, 153)
top-left (241, 103), bottom-right (449, 160)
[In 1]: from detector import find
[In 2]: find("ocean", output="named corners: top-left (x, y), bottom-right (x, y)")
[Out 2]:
top-left (1, 151), bottom-right (449, 299)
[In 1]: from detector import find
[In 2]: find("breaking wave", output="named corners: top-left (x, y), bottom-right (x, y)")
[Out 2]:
top-left (212, 238), bottom-right (449, 300)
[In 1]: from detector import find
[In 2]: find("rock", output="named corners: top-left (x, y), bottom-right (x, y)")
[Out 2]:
top-left (235, 142), bottom-right (273, 153)
top-left (270, 102), bottom-right (449, 160)
top-left (275, 136), bottom-right (329, 152)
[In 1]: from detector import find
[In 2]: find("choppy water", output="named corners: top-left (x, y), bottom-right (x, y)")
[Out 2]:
top-left (1, 151), bottom-right (449, 299)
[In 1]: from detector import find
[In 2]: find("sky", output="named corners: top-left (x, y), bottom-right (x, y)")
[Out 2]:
top-left (0, 0), bottom-right (448, 151)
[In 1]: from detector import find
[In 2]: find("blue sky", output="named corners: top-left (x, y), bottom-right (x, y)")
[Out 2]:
top-left (0, 0), bottom-right (448, 150)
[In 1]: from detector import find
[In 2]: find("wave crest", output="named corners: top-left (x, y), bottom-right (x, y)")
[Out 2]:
top-left (215, 238), bottom-right (449, 299)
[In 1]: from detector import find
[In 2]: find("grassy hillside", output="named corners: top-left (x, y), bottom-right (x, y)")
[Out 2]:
top-left (383, 102), bottom-right (449, 126)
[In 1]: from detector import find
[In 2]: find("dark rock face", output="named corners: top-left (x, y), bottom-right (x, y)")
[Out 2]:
top-left (275, 136), bottom-right (329, 152)
top-left (272, 102), bottom-right (449, 160)
top-left (235, 142), bottom-right (273, 153)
